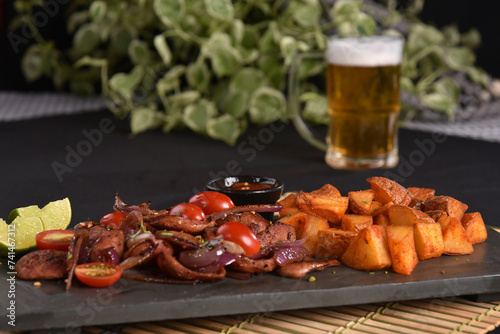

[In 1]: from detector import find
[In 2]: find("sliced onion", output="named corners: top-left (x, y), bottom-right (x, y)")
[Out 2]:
top-left (178, 245), bottom-right (225, 269)
top-left (214, 252), bottom-right (240, 267)
top-left (221, 240), bottom-right (245, 255)
top-left (274, 246), bottom-right (310, 265)
top-left (113, 193), bottom-right (153, 214)
top-left (127, 232), bottom-right (155, 249)
top-left (66, 233), bottom-right (87, 291)
top-left (119, 244), bottom-right (156, 270)
top-left (210, 204), bottom-right (282, 220)
top-left (198, 252), bottom-right (240, 273)
top-left (99, 246), bottom-right (121, 265)
top-left (205, 235), bottom-right (223, 247)
top-left (249, 239), bottom-right (308, 261)
top-left (77, 246), bottom-right (90, 264)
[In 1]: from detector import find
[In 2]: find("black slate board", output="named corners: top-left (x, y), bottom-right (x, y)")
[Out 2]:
top-left (2, 228), bottom-right (500, 332)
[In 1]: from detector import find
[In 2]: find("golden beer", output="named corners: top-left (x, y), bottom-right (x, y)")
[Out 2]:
top-left (325, 36), bottom-right (403, 169)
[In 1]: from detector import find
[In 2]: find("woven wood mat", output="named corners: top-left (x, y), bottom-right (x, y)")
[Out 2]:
top-left (77, 298), bottom-right (500, 334)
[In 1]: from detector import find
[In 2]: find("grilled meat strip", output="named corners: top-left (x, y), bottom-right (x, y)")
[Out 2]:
top-left (276, 259), bottom-right (341, 279)
top-left (88, 226), bottom-right (125, 263)
top-left (255, 222), bottom-right (296, 248)
top-left (156, 241), bottom-right (226, 281)
top-left (229, 255), bottom-right (278, 274)
top-left (219, 212), bottom-right (270, 236)
top-left (211, 212), bottom-right (296, 248)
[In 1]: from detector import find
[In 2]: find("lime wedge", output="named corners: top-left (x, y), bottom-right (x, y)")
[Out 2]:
top-left (0, 217), bottom-right (44, 256)
top-left (39, 198), bottom-right (72, 230)
top-left (8, 205), bottom-right (41, 222)
top-left (0, 219), bottom-right (9, 256)
top-left (0, 198), bottom-right (71, 256)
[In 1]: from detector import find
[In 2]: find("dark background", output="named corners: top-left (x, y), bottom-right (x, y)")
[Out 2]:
top-left (0, 0), bottom-right (499, 91)
top-left (417, 0), bottom-right (500, 79)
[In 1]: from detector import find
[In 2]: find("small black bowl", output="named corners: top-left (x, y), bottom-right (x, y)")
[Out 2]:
top-left (205, 175), bottom-right (284, 220)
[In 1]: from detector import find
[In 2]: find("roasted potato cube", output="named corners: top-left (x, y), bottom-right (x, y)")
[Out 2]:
top-left (277, 210), bottom-right (308, 238)
top-left (340, 214), bottom-right (373, 233)
top-left (295, 191), bottom-right (349, 225)
top-left (301, 214), bottom-right (330, 256)
top-left (413, 222), bottom-right (444, 260)
top-left (387, 225), bottom-right (419, 276)
top-left (366, 177), bottom-right (413, 206)
top-left (367, 201), bottom-right (382, 215)
top-left (424, 196), bottom-right (468, 221)
top-left (462, 212), bottom-right (488, 245)
top-left (438, 216), bottom-right (474, 255)
top-left (311, 184), bottom-right (341, 197)
top-left (370, 201), bottom-right (393, 216)
top-left (388, 204), bottom-right (435, 226)
top-left (278, 192), bottom-right (296, 206)
top-left (341, 225), bottom-right (392, 271)
top-left (277, 193), bottom-right (300, 218)
top-left (315, 228), bottom-right (357, 259)
top-left (278, 211), bottom-right (329, 255)
top-left (374, 213), bottom-right (390, 227)
top-left (407, 187), bottom-right (435, 201)
top-left (348, 190), bottom-right (374, 215)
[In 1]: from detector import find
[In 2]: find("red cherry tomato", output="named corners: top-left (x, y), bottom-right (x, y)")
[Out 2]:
top-left (36, 230), bottom-right (75, 251)
top-left (100, 212), bottom-right (127, 228)
top-left (74, 262), bottom-right (123, 288)
top-left (169, 203), bottom-right (206, 220)
top-left (189, 191), bottom-right (235, 215)
top-left (216, 222), bottom-right (260, 256)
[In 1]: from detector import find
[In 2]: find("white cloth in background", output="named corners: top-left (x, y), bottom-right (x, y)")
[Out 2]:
top-left (0, 91), bottom-right (499, 143)
top-left (0, 91), bottom-right (106, 122)
top-left (403, 117), bottom-right (500, 144)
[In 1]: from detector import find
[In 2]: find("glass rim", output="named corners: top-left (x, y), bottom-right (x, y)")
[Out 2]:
top-left (327, 34), bottom-right (404, 42)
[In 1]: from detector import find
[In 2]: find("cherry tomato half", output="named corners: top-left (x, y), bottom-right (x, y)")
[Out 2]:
top-left (216, 222), bottom-right (260, 256)
top-left (36, 230), bottom-right (75, 251)
top-left (189, 191), bottom-right (235, 215)
top-left (100, 212), bottom-right (127, 228)
top-left (169, 203), bottom-right (206, 220)
top-left (74, 262), bottom-right (123, 288)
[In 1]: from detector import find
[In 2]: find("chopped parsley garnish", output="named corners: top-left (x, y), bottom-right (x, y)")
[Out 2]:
top-left (129, 221), bottom-right (150, 238)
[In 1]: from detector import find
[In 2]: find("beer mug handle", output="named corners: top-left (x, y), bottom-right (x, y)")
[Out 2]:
top-left (288, 50), bottom-right (328, 151)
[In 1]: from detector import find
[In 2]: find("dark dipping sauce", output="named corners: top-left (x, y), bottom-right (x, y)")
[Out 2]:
top-left (227, 182), bottom-right (275, 191)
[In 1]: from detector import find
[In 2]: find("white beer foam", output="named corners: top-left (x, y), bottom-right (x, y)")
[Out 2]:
top-left (326, 36), bottom-right (403, 67)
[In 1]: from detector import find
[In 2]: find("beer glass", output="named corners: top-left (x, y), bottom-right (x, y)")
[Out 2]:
top-left (288, 35), bottom-right (404, 170)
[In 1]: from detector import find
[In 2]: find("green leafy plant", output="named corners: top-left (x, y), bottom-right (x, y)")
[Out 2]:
top-left (401, 17), bottom-right (487, 120)
top-left (12, 0), bottom-right (489, 144)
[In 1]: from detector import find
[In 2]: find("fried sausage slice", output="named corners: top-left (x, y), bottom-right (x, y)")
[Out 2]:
top-left (15, 249), bottom-right (68, 280)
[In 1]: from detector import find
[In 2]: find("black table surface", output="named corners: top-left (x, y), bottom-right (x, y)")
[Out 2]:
top-left (1, 110), bottom-right (499, 228)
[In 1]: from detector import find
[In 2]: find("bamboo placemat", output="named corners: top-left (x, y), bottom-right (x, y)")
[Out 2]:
top-left (76, 298), bottom-right (500, 334)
